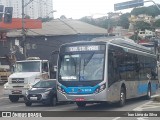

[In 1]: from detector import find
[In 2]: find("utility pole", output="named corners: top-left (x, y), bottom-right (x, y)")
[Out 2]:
top-left (22, 0), bottom-right (27, 59)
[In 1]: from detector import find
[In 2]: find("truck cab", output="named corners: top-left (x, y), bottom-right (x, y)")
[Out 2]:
top-left (4, 57), bottom-right (50, 102)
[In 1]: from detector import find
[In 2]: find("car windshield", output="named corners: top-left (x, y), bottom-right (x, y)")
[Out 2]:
top-left (59, 53), bottom-right (104, 81)
top-left (33, 81), bottom-right (55, 88)
top-left (15, 61), bottom-right (40, 72)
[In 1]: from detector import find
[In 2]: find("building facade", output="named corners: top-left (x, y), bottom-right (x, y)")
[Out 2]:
top-left (0, 0), bottom-right (53, 19)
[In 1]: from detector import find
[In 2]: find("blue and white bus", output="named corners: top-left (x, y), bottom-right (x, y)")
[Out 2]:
top-left (57, 37), bottom-right (159, 107)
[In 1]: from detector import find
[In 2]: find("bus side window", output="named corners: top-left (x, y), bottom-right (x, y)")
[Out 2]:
top-left (108, 45), bottom-right (121, 86)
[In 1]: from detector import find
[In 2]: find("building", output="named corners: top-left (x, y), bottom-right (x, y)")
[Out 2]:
top-left (0, 19), bottom-right (108, 78)
top-left (0, 0), bottom-right (53, 19)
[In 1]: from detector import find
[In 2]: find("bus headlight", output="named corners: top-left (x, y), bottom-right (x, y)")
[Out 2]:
top-left (57, 85), bottom-right (65, 94)
top-left (94, 84), bottom-right (106, 94)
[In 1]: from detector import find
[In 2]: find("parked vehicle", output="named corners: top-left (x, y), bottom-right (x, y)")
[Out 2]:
top-left (4, 57), bottom-right (50, 102)
top-left (24, 79), bottom-right (57, 106)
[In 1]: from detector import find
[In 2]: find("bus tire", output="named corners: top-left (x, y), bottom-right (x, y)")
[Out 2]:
top-left (76, 102), bottom-right (86, 108)
top-left (146, 84), bottom-right (151, 100)
top-left (118, 87), bottom-right (126, 107)
top-left (9, 95), bottom-right (19, 102)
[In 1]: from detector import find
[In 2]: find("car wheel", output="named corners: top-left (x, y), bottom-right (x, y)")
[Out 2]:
top-left (9, 95), bottom-right (19, 102)
top-left (51, 96), bottom-right (57, 106)
top-left (25, 101), bottom-right (32, 106)
top-left (76, 102), bottom-right (86, 108)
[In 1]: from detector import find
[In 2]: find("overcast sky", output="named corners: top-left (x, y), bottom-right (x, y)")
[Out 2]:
top-left (53, 0), bottom-right (160, 19)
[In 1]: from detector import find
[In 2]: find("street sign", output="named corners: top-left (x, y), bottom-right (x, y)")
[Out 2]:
top-left (114, 0), bottom-right (144, 11)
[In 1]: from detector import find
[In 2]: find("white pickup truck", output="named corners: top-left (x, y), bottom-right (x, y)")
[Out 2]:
top-left (4, 57), bottom-right (50, 102)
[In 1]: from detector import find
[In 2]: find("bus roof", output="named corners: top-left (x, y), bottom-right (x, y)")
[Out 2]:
top-left (61, 36), bottom-right (154, 54)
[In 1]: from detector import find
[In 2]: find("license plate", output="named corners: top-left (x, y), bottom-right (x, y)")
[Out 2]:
top-left (12, 90), bottom-right (22, 94)
top-left (30, 97), bottom-right (37, 100)
top-left (75, 98), bottom-right (85, 101)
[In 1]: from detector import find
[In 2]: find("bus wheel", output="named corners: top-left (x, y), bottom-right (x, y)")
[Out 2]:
top-left (146, 84), bottom-right (151, 100)
top-left (76, 102), bottom-right (86, 108)
top-left (118, 87), bottom-right (126, 107)
top-left (9, 95), bottom-right (19, 102)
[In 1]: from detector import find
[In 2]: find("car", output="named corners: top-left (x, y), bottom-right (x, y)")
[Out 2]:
top-left (24, 79), bottom-right (57, 106)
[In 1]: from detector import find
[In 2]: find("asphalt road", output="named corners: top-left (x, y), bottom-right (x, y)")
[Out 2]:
top-left (0, 85), bottom-right (160, 120)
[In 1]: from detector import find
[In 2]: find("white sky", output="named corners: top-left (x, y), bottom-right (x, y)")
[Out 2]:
top-left (53, 0), bottom-right (160, 19)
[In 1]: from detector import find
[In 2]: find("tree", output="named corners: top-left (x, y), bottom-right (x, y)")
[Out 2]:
top-left (60, 15), bottom-right (67, 19)
top-left (131, 5), bottom-right (160, 17)
top-left (153, 19), bottom-right (160, 28)
top-left (37, 17), bottom-right (53, 22)
top-left (129, 34), bottom-right (141, 42)
top-left (135, 21), bottom-right (151, 31)
top-left (117, 13), bottom-right (130, 29)
top-left (25, 15), bottom-right (30, 19)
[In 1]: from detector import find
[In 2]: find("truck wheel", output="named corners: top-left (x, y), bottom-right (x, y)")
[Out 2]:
top-left (9, 95), bottom-right (19, 102)
top-left (76, 102), bottom-right (86, 108)
top-left (25, 101), bottom-right (32, 106)
top-left (118, 87), bottom-right (126, 107)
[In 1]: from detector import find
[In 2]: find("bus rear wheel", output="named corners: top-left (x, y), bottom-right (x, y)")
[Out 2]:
top-left (118, 87), bottom-right (126, 107)
top-left (9, 95), bottom-right (19, 102)
top-left (76, 102), bottom-right (86, 108)
top-left (146, 84), bottom-right (151, 100)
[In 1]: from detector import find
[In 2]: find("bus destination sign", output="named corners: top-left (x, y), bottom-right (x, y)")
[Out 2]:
top-left (65, 45), bottom-right (104, 52)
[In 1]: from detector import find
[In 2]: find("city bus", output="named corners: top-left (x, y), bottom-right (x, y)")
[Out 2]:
top-left (57, 37), bottom-right (159, 107)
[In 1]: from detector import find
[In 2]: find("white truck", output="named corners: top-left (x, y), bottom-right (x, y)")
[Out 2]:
top-left (4, 57), bottom-right (50, 102)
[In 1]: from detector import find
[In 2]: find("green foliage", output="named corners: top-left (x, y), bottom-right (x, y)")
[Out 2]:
top-left (25, 15), bottom-right (30, 19)
top-left (131, 5), bottom-right (160, 17)
top-left (117, 13), bottom-right (130, 29)
top-left (79, 5), bottom-right (160, 30)
top-left (153, 19), bottom-right (160, 28)
top-left (135, 21), bottom-right (151, 31)
top-left (37, 17), bottom-right (53, 22)
top-left (129, 34), bottom-right (141, 42)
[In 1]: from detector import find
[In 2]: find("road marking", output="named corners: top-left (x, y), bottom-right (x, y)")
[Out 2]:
top-left (0, 104), bottom-right (24, 109)
top-left (137, 117), bottom-right (149, 120)
top-left (133, 101), bottom-right (152, 111)
top-left (112, 117), bottom-right (121, 120)
top-left (0, 97), bottom-right (8, 100)
top-left (133, 101), bottom-right (160, 111)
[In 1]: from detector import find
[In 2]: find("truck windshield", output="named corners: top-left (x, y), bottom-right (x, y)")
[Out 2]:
top-left (59, 53), bottom-right (104, 81)
top-left (15, 61), bottom-right (40, 72)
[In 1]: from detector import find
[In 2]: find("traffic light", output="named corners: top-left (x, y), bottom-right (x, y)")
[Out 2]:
top-left (0, 5), bottom-right (4, 22)
top-left (4, 7), bottom-right (13, 23)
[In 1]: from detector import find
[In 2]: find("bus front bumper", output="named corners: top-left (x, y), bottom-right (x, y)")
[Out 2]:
top-left (57, 90), bottom-right (107, 102)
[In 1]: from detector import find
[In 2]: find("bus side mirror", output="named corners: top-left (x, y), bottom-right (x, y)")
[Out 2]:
top-left (54, 66), bottom-right (57, 72)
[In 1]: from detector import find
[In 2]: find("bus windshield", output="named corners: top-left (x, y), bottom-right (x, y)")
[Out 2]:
top-left (59, 53), bottom-right (104, 81)
top-left (15, 61), bottom-right (40, 72)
